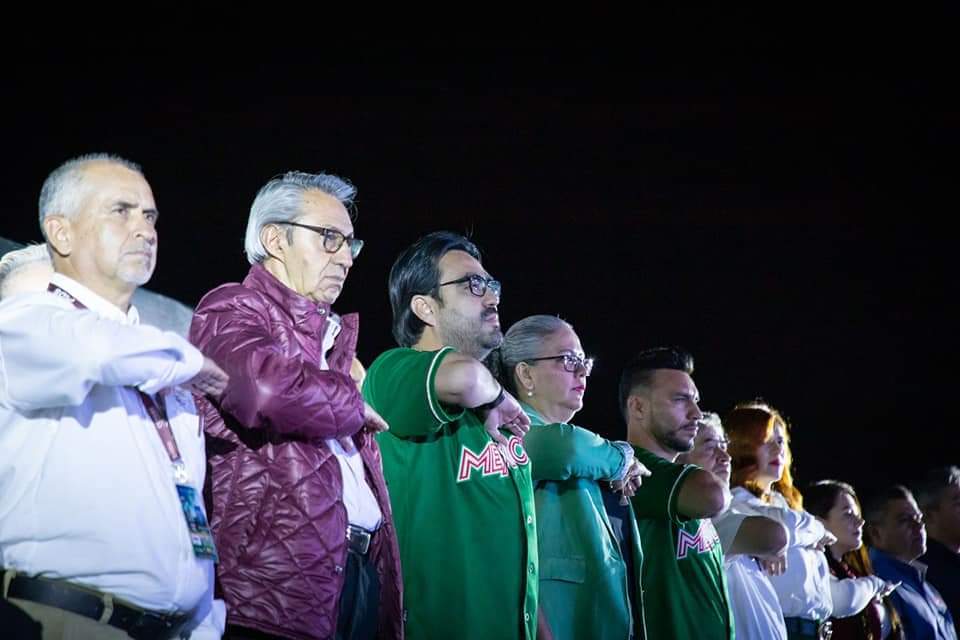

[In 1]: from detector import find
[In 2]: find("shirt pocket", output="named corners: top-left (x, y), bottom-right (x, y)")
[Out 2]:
top-left (540, 557), bottom-right (586, 584)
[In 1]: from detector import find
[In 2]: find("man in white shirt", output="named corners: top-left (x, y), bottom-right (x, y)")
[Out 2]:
top-left (0, 153), bottom-right (229, 639)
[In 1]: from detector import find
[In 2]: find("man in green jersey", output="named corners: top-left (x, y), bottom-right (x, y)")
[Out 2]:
top-left (617, 346), bottom-right (734, 640)
top-left (363, 231), bottom-right (547, 640)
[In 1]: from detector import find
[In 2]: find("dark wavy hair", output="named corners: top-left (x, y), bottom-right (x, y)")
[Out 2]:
top-left (388, 231), bottom-right (481, 347)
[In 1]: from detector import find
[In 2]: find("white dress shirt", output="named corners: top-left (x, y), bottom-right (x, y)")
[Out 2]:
top-left (0, 274), bottom-right (215, 624)
top-left (320, 314), bottom-right (382, 532)
top-left (714, 499), bottom-right (789, 640)
top-left (731, 487), bottom-right (885, 622)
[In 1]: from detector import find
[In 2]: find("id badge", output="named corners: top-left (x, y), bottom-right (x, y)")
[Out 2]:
top-left (176, 484), bottom-right (219, 562)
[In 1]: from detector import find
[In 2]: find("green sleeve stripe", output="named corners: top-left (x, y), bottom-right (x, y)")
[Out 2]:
top-left (667, 464), bottom-right (697, 523)
top-left (426, 347), bottom-right (460, 424)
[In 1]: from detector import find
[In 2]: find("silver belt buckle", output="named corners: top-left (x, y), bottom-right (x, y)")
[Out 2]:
top-left (346, 525), bottom-right (372, 555)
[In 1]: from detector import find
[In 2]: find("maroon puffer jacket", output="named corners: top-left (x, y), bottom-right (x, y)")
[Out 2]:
top-left (190, 264), bottom-right (403, 640)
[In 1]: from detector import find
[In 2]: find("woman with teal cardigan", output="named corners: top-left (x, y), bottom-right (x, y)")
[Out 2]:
top-left (493, 315), bottom-right (651, 640)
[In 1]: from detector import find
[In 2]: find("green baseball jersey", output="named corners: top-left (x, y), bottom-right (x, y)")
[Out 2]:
top-left (363, 347), bottom-right (538, 640)
top-left (630, 447), bottom-right (734, 640)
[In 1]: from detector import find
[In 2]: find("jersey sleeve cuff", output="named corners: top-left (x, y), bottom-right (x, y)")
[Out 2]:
top-left (426, 347), bottom-right (466, 425)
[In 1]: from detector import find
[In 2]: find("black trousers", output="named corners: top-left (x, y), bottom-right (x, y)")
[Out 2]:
top-left (335, 549), bottom-right (380, 640)
top-left (225, 550), bottom-right (381, 640)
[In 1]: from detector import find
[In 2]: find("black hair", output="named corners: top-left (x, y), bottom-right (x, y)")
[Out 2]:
top-left (618, 346), bottom-right (694, 421)
top-left (805, 479), bottom-right (859, 520)
top-left (388, 231), bottom-right (481, 347)
top-left (861, 485), bottom-right (913, 526)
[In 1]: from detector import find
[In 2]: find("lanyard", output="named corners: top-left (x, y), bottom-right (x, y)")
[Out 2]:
top-left (47, 283), bottom-right (187, 479)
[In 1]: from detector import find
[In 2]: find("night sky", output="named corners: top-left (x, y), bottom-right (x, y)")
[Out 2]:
top-left (3, 43), bottom-right (954, 495)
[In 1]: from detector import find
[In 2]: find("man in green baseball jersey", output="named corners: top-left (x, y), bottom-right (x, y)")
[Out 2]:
top-left (363, 231), bottom-right (547, 640)
top-left (617, 346), bottom-right (734, 640)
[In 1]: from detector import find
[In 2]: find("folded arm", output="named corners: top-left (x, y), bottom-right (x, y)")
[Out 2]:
top-left (524, 423), bottom-right (626, 482)
top-left (676, 468), bottom-right (729, 519)
top-left (190, 299), bottom-right (363, 440)
top-left (0, 296), bottom-right (203, 411)
top-left (726, 515), bottom-right (789, 557)
top-left (830, 574), bottom-right (886, 618)
top-left (434, 351), bottom-right (502, 408)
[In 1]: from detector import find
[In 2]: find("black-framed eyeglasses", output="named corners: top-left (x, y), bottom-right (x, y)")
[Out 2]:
top-left (525, 354), bottom-right (594, 376)
top-left (278, 221), bottom-right (364, 259)
top-left (438, 274), bottom-right (502, 298)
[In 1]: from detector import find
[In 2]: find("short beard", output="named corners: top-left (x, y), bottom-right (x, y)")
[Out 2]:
top-left (478, 325), bottom-right (504, 353)
top-left (439, 323), bottom-right (503, 360)
top-left (118, 263), bottom-right (154, 287)
top-left (436, 308), bottom-right (503, 360)
top-left (655, 428), bottom-right (696, 455)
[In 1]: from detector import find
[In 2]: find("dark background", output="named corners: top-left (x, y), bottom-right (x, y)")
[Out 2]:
top-left (2, 41), bottom-right (954, 495)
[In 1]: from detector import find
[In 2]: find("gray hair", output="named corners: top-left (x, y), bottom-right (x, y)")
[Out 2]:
top-left (243, 171), bottom-right (356, 264)
top-left (912, 466), bottom-right (960, 514)
top-left (699, 411), bottom-right (724, 432)
top-left (493, 314), bottom-right (572, 395)
top-left (0, 243), bottom-right (52, 299)
top-left (38, 153), bottom-right (143, 237)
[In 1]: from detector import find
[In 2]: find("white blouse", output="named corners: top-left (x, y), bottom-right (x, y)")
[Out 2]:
top-left (730, 488), bottom-right (885, 621)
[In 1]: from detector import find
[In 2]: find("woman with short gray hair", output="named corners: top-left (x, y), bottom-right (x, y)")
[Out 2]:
top-left (494, 314), bottom-right (650, 640)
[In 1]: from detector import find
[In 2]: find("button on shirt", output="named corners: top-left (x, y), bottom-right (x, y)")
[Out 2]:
top-left (320, 313), bottom-right (382, 532)
top-left (0, 274), bottom-right (212, 616)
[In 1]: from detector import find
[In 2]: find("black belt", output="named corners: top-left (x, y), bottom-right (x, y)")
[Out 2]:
top-left (346, 524), bottom-right (375, 555)
top-left (784, 616), bottom-right (833, 640)
top-left (6, 574), bottom-right (190, 640)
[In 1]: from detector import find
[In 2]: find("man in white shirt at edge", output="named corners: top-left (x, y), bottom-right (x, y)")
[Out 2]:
top-left (0, 153), bottom-right (229, 639)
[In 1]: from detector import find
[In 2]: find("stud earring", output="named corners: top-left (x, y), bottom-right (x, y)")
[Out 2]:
top-left (527, 390), bottom-right (534, 397)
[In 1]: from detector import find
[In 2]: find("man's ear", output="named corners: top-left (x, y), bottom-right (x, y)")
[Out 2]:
top-left (43, 216), bottom-right (71, 257)
top-left (627, 394), bottom-right (646, 422)
top-left (411, 294), bottom-right (437, 328)
top-left (260, 224), bottom-right (287, 261)
top-left (865, 521), bottom-right (884, 548)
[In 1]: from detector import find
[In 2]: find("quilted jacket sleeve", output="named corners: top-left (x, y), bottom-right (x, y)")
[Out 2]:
top-left (189, 287), bottom-right (364, 440)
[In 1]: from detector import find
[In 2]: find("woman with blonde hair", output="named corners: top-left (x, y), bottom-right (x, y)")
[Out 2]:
top-left (726, 402), bottom-right (892, 640)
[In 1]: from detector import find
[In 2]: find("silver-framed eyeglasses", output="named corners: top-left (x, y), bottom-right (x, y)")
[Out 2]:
top-left (438, 274), bottom-right (502, 298)
top-left (525, 354), bottom-right (594, 376)
top-left (278, 221), bottom-right (364, 259)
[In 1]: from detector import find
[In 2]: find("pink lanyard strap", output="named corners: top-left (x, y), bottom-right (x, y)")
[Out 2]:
top-left (47, 283), bottom-right (183, 464)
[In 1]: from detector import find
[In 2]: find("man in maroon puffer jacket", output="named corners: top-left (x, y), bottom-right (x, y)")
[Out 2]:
top-left (190, 171), bottom-right (403, 640)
